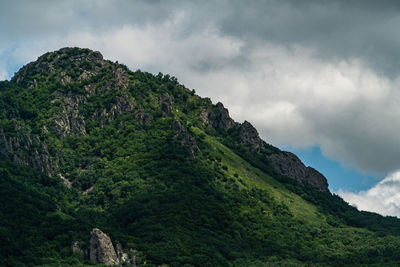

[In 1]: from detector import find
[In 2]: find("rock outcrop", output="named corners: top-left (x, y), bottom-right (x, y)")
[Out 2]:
top-left (201, 101), bottom-right (236, 131)
top-left (92, 92), bottom-right (134, 128)
top-left (172, 119), bottom-right (199, 157)
top-left (14, 47), bottom-right (134, 137)
top-left (238, 120), bottom-right (264, 151)
top-left (0, 124), bottom-right (55, 177)
top-left (135, 107), bottom-right (152, 125)
top-left (159, 94), bottom-right (174, 116)
top-left (236, 122), bottom-right (328, 191)
top-left (199, 100), bottom-right (327, 191)
top-left (72, 230), bottom-right (142, 266)
top-left (51, 91), bottom-right (87, 137)
top-left (12, 47), bottom-right (105, 87)
top-left (116, 243), bottom-right (137, 266)
top-left (266, 152), bottom-right (329, 192)
top-left (90, 228), bottom-right (120, 266)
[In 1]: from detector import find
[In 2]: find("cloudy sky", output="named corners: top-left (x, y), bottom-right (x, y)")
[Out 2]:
top-left (2, 0), bottom-right (400, 216)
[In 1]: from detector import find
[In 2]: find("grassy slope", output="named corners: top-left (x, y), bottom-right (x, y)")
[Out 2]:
top-left (193, 126), bottom-right (400, 266)
top-left (194, 126), bottom-right (323, 224)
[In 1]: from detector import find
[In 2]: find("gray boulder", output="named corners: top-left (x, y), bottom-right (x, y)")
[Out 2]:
top-left (90, 228), bottom-right (120, 266)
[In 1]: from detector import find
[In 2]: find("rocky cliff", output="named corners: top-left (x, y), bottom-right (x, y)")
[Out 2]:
top-left (70, 228), bottom-right (144, 266)
top-left (199, 99), bottom-right (328, 191)
top-left (267, 152), bottom-right (328, 191)
top-left (200, 100), bottom-right (237, 131)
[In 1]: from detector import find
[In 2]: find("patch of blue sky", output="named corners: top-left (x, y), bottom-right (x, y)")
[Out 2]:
top-left (0, 44), bottom-right (27, 80)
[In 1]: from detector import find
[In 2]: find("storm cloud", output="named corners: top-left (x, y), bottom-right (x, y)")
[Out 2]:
top-left (2, 0), bottom-right (400, 179)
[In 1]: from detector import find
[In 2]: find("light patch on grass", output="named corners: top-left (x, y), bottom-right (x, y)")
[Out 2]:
top-left (191, 126), bottom-right (325, 224)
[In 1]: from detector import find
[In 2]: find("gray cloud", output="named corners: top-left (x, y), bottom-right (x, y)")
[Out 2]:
top-left (209, 0), bottom-right (400, 77)
top-left (2, 0), bottom-right (400, 178)
top-left (3, 0), bottom-right (400, 76)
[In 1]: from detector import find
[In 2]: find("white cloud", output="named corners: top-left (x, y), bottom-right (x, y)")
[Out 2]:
top-left (65, 13), bottom-right (244, 77)
top-left (339, 171), bottom-right (400, 217)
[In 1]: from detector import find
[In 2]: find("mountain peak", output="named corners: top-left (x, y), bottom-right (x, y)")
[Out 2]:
top-left (4, 48), bottom-right (400, 266)
top-left (3, 47), bottom-right (330, 192)
top-left (12, 47), bottom-right (107, 86)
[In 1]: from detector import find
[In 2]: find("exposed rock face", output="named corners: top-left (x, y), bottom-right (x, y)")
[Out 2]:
top-left (72, 231), bottom-right (142, 265)
top-left (266, 152), bottom-right (329, 192)
top-left (238, 121), bottom-right (264, 151)
top-left (113, 64), bottom-right (130, 90)
top-left (172, 119), bottom-right (199, 157)
top-left (201, 102), bottom-right (236, 131)
top-left (90, 228), bottom-right (120, 266)
top-left (135, 107), bottom-right (152, 125)
top-left (237, 121), bottom-right (328, 191)
top-left (14, 47), bottom-right (134, 137)
top-left (199, 100), bottom-right (328, 192)
top-left (116, 243), bottom-right (131, 265)
top-left (51, 92), bottom-right (87, 137)
top-left (0, 124), bottom-right (55, 177)
top-left (92, 93), bottom-right (134, 128)
top-left (12, 47), bottom-right (105, 86)
top-left (49, 57), bottom-right (133, 136)
top-left (159, 94), bottom-right (174, 116)
top-left (115, 94), bottom-right (134, 113)
top-left (87, 66), bottom-right (133, 128)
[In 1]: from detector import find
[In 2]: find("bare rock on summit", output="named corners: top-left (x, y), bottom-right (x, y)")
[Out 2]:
top-left (12, 47), bottom-right (105, 86)
top-left (90, 228), bottom-right (120, 266)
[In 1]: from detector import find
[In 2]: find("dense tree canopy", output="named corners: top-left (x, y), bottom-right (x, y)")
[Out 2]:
top-left (1, 48), bottom-right (400, 266)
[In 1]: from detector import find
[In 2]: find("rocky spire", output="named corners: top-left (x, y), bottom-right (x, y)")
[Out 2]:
top-left (89, 228), bottom-right (120, 266)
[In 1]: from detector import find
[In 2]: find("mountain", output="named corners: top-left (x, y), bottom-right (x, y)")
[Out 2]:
top-left (1, 47), bottom-right (400, 266)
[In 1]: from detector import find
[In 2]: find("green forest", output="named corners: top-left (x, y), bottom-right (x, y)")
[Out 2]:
top-left (1, 47), bottom-right (400, 266)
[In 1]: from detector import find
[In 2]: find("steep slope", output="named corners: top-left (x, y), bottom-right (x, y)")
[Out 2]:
top-left (1, 47), bottom-right (400, 266)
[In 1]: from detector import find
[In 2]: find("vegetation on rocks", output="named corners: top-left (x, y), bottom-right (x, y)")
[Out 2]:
top-left (1, 47), bottom-right (400, 266)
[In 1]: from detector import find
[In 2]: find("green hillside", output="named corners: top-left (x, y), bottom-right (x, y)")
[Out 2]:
top-left (1, 47), bottom-right (400, 266)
